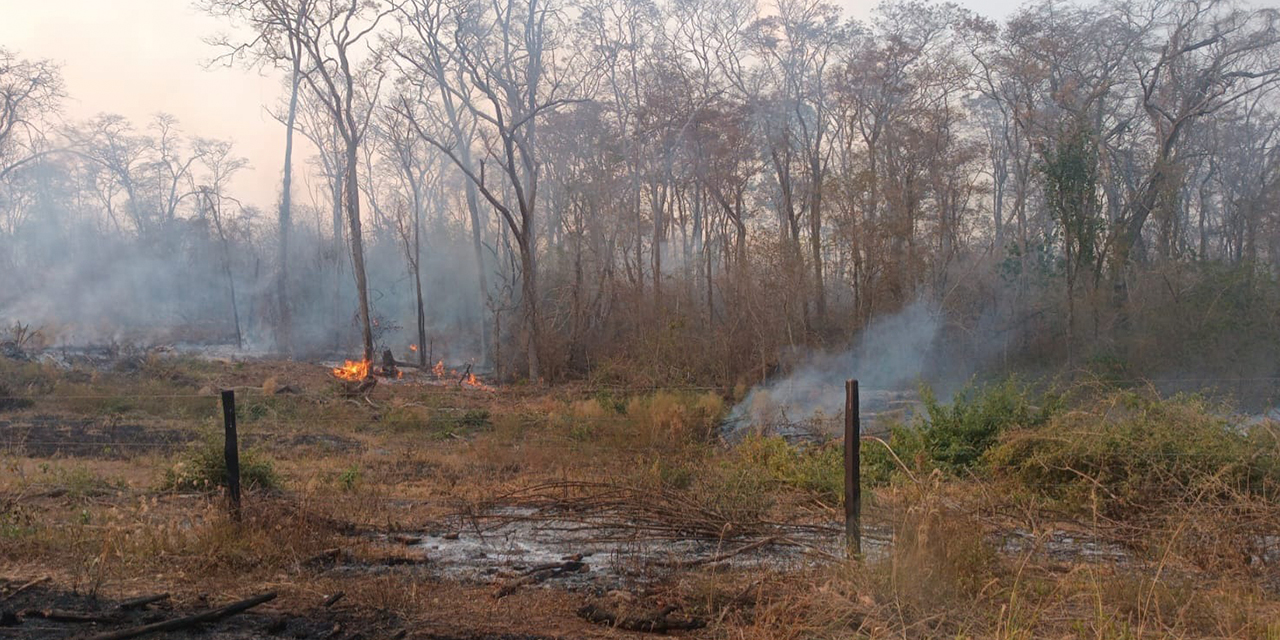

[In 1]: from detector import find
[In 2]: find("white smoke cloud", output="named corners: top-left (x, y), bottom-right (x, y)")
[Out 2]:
top-left (724, 297), bottom-right (943, 439)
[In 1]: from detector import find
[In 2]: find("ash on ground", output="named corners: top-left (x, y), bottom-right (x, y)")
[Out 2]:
top-left (721, 384), bottom-right (920, 443)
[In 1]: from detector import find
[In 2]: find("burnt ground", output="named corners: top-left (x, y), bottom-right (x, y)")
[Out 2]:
top-left (0, 357), bottom-right (743, 640)
top-left (0, 416), bottom-right (362, 459)
top-left (0, 574), bottom-right (681, 640)
top-left (0, 417), bottom-right (190, 459)
top-left (6, 353), bottom-right (1279, 639)
top-left (0, 571), bottom-right (674, 640)
top-left (0, 580), bottom-right (408, 640)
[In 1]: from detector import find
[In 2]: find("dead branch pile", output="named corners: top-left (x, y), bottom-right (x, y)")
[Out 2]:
top-left (461, 480), bottom-right (837, 545)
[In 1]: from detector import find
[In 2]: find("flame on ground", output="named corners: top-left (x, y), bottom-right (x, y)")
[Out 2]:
top-left (431, 359), bottom-right (494, 391)
top-left (463, 372), bottom-right (494, 391)
top-left (332, 359), bottom-right (371, 381)
top-left (409, 344), bottom-right (418, 352)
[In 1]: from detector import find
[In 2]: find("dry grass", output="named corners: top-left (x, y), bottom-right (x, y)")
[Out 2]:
top-left (3, 356), bottom-right (1280, 638)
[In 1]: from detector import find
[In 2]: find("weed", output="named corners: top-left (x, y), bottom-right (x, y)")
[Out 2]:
top-left (458, 409), bottom-right (491, 428)
top-left (734, 436), bottom-right (843, 503)
top-left (40, 465), bottom-right (126, 499)
top-left (163, 434), bottom-right (280, 493)
top-left (337, 464), bottom-right (361, 492)
top-left (626, 391), bottom-right (725, 443)
top-left (379, 405), bottom-right (428, 431)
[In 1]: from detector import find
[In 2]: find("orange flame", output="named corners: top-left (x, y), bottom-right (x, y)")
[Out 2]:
top-left (463, 372), bottom-right (494, 391)
top-left (409, 344), bottom-right (418, 352)
top-left (432, 360), bottom-right (446, 377)
top-left (331, 359), bottom-right (371, 381)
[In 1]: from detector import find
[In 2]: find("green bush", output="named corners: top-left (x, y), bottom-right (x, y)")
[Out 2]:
top-left (734, 436), bottom-right (844, 503)
top-left (866, 377), bottom-right (1056, 482)
top-left (163, 435), bottom-right (280, 493)
top-left (337, 464), bottom-right (361, 492)
top-left (986, 390), bottom-right (1280, 516)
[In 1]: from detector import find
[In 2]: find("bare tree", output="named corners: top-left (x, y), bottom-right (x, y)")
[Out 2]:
top-left (196, 139), bottom-right (251, 348)
top-left (293, 0), bottom-right (397, 362)
top-left (0, 48), bottom-right (62, 185)
top-left (1114, 0), bottom-right (1280, 272)
top-left (395, 0), bottom-right (577, 379)
top-left (201, 0), bottom-right (316, 356)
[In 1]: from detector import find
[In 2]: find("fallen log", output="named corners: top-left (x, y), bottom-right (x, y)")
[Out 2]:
top-left (321, 591), bottom-right (345, 608)
top-left (80, 591), bottom-right (277, 640)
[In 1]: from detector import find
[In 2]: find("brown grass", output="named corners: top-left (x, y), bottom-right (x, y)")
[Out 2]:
top-left (3, 356), bottom-right (1280, 638)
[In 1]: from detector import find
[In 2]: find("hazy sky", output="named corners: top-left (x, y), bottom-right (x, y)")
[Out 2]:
top-left (0, 0), bottom-right (1059, 209)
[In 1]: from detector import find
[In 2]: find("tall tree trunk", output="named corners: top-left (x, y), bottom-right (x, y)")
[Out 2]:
top-left (412, 183), bottom-right (428, 368)
top-left (440, 89), bottom-right (491, 367)
top-left (344, 143), bottom-right (374, 362)
top-left (808, 151), bottom-right (825, 325)
top-left (277, 66), bottom-right (300, 357)
top-left (520, 237), bottom-right (541, 380)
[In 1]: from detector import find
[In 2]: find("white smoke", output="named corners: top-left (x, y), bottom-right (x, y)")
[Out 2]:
top-left (724, 298), bottom-right (943, 439)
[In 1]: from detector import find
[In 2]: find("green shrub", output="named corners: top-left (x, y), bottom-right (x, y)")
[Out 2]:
top-left (337, 464), bottom-right (361, 492)
top-left (591, 389), bottom-right (628, 414)
top-left (866, 378), bottom-right (1055, 483)
top-left (986, 390), bottom-right (1280, 516)
top-left (734, 436), bottom-right (844, 503)
top-left (459, 409), bottom-right (491, 428)
top-left (163, 435), bottom-right (279, 493)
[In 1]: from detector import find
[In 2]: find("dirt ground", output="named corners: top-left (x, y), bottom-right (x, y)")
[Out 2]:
top-left (3, 352), bottom-right (1279, 639)
top-left (0, 355), bottom-right (800, 639)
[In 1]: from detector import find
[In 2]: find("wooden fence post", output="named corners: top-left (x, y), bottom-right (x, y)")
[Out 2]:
top-left (844, 379), bottom-right (861, 556)
top-left (220, 389), bottom-right (241, 521)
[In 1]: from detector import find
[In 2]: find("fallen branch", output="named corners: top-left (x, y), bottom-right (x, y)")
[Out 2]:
top-left (494, 559), bottom-right (587, 598)
top-left (116, 594), bottom-right (169, 611)
top-left (23, 608), bottom-right (117, 624)
top-left (1, 576), bottom-right (50, 601)
top-left (577, 603), bottom-right (706, 633)
top-left (81, 591), bottom-right (277, 640)
top-left (653, 536), bottom-right (779, 569)
top-left (321, 591), bottom-right (345, 608)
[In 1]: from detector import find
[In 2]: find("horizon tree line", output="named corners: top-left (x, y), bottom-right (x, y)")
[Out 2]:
top-left (2, 0), bottom-right (1279, 384)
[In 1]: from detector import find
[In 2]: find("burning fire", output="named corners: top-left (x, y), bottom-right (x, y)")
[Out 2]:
top-left (430, 359), bottom-right (494, 391)
top-left (331, 359), bottom-right (371, 381)
top-left (463, 372), bottom-right (493, 391)
top-left (409, 344), bottom-right (418, 352)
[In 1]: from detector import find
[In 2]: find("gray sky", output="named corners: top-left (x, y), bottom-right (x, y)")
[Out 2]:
top-left (1, 0), bottom-right (1036, 209)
